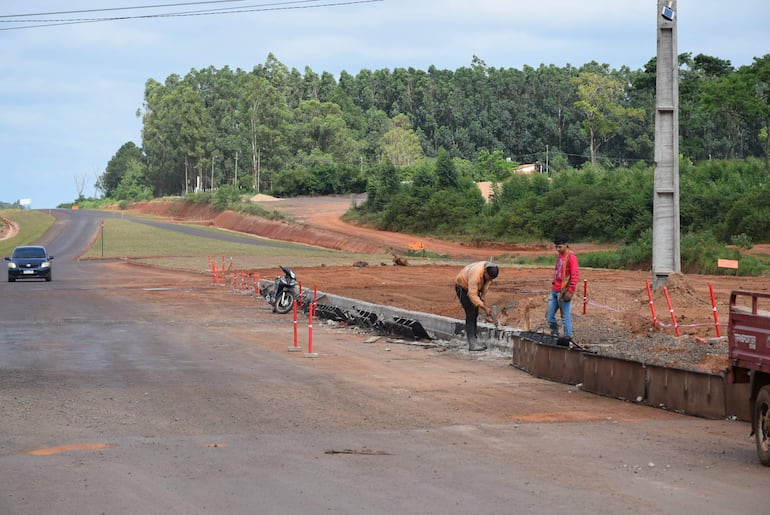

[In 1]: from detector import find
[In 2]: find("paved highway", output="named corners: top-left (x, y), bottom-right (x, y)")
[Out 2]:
top-left (0, 209), bottom-right (765, 514)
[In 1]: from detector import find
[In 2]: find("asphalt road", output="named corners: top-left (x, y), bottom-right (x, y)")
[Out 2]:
top-left (0, 209), bottom-right (766, 514)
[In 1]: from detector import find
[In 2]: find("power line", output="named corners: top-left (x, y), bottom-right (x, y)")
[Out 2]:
top-left (0, 0), bottom-right (253, 18)
top-left (0, 0), bottom-right (383, 30)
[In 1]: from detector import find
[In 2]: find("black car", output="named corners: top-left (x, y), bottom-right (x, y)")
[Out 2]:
top-left (5, 245), bottom-right (54, 282)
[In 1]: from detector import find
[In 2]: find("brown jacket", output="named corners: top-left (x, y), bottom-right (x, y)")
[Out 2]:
top-left (455, 261), bottom-right (494, 309)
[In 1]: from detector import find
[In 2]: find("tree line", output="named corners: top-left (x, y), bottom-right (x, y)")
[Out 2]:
top-left (97, 52), bottom-right (770, 203)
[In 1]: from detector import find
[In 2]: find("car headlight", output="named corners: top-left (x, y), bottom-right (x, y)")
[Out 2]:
top-left (41, 261), bottom-right (51, 268)
top-left (7, 262), bottom-right (16, 269)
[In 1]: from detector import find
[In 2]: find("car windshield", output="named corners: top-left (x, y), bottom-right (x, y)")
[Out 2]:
top-left (13, 248), bottom-right (47, 259)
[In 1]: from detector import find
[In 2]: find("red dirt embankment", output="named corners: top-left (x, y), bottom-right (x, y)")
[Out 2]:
top-left (0, 217), bottom-right (20, 241)
top-left (126, 196), bottom-right (604, 260)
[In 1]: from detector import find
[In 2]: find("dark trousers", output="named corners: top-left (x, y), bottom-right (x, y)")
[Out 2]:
top-left (455, 285), bottom-right (478, 343)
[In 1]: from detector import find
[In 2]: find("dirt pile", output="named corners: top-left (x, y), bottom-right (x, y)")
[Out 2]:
top-left (0, 217), bottom-right (19, 241)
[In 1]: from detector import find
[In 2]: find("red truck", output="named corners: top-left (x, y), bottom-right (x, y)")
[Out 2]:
top-left (728, 290), bottom-right (770, 466)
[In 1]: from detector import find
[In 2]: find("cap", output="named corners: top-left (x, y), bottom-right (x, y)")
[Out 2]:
top-left (553, 235), bottom-right (568, 245)
top-left (485, 264), bottom-right (499, 279)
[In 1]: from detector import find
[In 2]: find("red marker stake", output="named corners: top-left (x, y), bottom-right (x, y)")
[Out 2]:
top-left (288, 300), bottom-right (301, 352)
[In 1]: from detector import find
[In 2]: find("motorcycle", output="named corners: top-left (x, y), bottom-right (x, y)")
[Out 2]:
top-left (260, 266), bottom-right (300, 314)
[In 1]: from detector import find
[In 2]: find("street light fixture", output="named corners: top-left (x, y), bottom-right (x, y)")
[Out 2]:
top-left (661, 2), bottom-right (674, 21)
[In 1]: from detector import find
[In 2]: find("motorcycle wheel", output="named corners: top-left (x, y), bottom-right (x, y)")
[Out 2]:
top-left (274, 290), bottom-right (295, 314)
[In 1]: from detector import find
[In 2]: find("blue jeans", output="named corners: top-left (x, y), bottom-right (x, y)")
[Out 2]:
top-left (546, 290), bottom-right (573, 337)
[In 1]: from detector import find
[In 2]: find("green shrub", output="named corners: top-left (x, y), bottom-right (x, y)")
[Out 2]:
top-left (730, 233), bottom-right (754, 250)
top-left (213, 185), bottom-right (240, 210)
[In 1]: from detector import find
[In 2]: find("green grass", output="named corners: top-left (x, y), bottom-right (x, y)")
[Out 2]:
top-left (81, 218), bottom-right (383, 272)
top-left (0, 209), bottom-right (55, 256)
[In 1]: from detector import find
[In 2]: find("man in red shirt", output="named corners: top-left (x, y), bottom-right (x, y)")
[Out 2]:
top-left (546, 235), bottom-right (579, 340)
top-left (455, 261), bottom-right (499, 351)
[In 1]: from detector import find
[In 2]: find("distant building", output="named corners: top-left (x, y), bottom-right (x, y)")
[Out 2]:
top-left (19, 198), bottom-right (32, 210)
top-left (514, 163), bottom-right (539, 174)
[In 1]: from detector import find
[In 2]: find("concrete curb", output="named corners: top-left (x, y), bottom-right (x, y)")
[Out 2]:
top-left (307, 288), bottom-right (749, 422)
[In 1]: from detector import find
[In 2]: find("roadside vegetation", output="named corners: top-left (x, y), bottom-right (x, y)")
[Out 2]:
top-left (8, 53), bottom-right (770, 275)
top-left (80, 218), bottom-right (371, 272)
top-left (0, 210), bottom-right (55, 256)
top-left (349, 155), bottom-right (770, 275)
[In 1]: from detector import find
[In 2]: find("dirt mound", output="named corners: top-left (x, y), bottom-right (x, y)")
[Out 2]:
top-left (126, 199), bottom-right (219, 221)
top-left (250, 194), bottom-right (279, 202)
top-left (0, 217), bottom-right (19, 241)
top-left (120, 200), bottom-right (386, 254)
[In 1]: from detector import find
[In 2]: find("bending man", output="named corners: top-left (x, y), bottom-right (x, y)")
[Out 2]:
top-left (455, 261), bottom-right (499, 351)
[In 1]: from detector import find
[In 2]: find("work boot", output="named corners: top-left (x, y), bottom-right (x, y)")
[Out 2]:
top-left (468, 339), bottom-right (487, 352)
top-left (549, 322), bottom-right (559, 336)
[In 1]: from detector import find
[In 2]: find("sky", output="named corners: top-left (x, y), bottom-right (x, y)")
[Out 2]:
top-left (1, 1), bottom-right (768, 209)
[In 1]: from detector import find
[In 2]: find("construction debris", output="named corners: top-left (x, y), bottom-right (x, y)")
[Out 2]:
top-left (391, 251), bottom-right (408, 266)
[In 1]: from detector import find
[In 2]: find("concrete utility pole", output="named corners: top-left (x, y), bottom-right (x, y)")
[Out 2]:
top-left (211, 155), bottom-right (215, 191)
top-left (234, 151), bottom-right (239, 188)
top-left (652, 0), bottom-right (680, 289)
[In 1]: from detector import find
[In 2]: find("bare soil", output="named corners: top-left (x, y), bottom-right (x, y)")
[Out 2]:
top-left (124, 195), bottom-right (770, 375)
top-left (0, 216), bottom-right (19, 241)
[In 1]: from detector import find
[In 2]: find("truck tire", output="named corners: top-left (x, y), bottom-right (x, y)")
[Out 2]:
top-left (754, 385), bottom-right (770, 467)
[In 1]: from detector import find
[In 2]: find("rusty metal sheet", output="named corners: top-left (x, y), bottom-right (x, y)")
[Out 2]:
top-left (581, 354), bottom-right (646, 401)
top-left (511, 334), bottom-right (584, 384)
top-left (646, 366), bottom-right (726, 419)
top-left (510, 333), bottom-right (748, 422)
top-left (510, 335), bottom-right (536, 373)
top-left (531, 345), bottom-right (583, 384)
top-left (724, 382), bottom-right (751, 421)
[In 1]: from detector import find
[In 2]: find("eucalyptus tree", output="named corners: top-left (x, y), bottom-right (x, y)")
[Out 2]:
top-left (424, 66), bottom-right (459, 154)
top-left (701, 54), bottom-right (770, 169)
top-left (451, 57), bottom-right (497, 156)
top-left (390, 67), bottom-right (420, 120)
top-left (377, 113), bottom-right (424, 167)
top-left (186, 65), bottom-right (242, 189)
top-left (528, 64), bottom-right (581, 162)
top-left (485, 65), bottom-right (527, 159)
top-left (324, 73), bottom-right (367, 148)
top-left (253, 53), bottom-right (294, 105)
top-left (283, 100), bottom-right (363, 195)
top-left (674, 53), bottom-right (734, 161)
top-left (318, 71), bottom-right (338, 102)
top-left (572, 69), bottom-right (645, 165)
top-left (237, 73), bottom-right (290, 191)
top-left (141, 76), bottom-right (209, 196)
top-left (361, 107), bottom-right (391, 161)
top-left (301, 66), bottom-right (322, 101)
top-left (291, 100), bottom-right (361, 164)
top-left (412, 66), bottom-right (445, 155)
